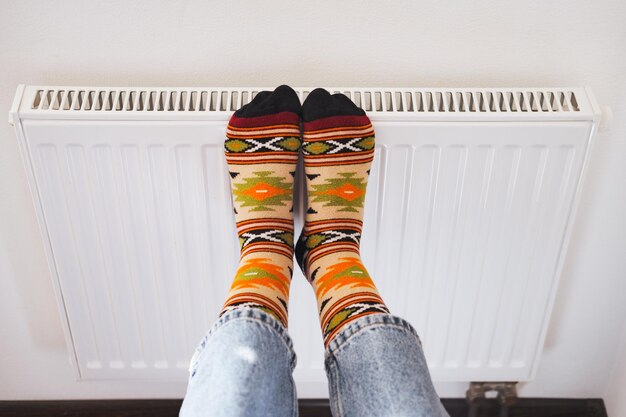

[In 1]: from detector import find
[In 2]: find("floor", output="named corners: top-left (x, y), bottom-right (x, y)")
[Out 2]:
top-left (0, 398), bottom-right (608, 417)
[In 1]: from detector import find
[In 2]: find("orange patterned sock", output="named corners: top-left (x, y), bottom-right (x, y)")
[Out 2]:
top-left (295, 88), bottom-right (389, 346)
top-left (220, 85), bottom-right (302, 327)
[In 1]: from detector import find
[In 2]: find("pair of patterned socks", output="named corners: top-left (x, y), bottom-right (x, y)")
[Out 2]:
top-left (220, 85), bottom-right (389, 347)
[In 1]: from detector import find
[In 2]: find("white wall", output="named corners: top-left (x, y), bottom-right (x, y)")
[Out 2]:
top-left (1, 0), bottom-right (625, 406)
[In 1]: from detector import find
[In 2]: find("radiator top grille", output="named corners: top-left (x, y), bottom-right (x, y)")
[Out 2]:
top-left (29, 88), bottom-right (581, 114)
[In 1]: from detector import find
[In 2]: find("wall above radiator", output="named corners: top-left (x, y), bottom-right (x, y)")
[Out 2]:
top-left (9, 85), bottom-right (601, 396)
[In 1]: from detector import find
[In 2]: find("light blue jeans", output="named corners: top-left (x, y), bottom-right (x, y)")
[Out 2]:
top-left (180, 308), bottom-right (449, 417)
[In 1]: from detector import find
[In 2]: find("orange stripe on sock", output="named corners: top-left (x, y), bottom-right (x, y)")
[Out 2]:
top-left (302, 226), bottom-right (361, 235)
top-left (227, 159), bottom-right (299, 165)
top-left (306, 245), bottom-right (361, 266)
top-left (236, 218), bottom-right (293, 226)
top-left (304, 157), bottom-right (374, 167)
top-left (304, 150), bottom-right (373, 159)
top-left (241, 247), bottom-right (293, 259)
top-left (227, 123), bottom-right (300, 131)
top-left (304, 133), bottom-right (373, 142)
top-left (238, 225), bottom-right (294, 234)
top-left (304, 219), bottom-right (363, 227)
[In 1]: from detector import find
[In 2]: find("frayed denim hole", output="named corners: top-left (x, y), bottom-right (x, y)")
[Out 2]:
top-left (200, 307), bottom-right (296, 371)
top-left (236, 316), bottom-right (296, 364)
top-left (186, 308), bottom-right (266, 378)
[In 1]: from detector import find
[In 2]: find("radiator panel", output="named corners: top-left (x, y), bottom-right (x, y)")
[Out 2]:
top-left (11, 85), bottom-right (600, 393)
top-left (20, 118), bottom-right (592, 383)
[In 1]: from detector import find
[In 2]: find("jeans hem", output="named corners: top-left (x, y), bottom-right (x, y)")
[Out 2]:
top-left (324, 312), bottom-right (422, 356)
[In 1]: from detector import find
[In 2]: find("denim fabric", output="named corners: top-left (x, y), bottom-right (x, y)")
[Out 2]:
top-left (179, 307), bottom-right (298, 417)
top-left (325, 313), bottom-right (450, 417)
top-left (180, 309), bottom-right (448, 417)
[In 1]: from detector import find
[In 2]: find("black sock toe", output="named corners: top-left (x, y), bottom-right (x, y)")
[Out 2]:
top-left (235, 84), bottom-right (301, 118)
top-left (302, 88), bottom-right (365, 122)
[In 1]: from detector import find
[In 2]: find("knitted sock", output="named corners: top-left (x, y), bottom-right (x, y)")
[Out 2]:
top-left (295, 88), bottom-right (390, 346)
top-left (220, 85), bottom-right (302, 328)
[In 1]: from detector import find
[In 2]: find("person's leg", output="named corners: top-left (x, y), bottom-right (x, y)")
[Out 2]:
top-left (324, 314), bottom-right (449, 417)
top-left (296, 89), bottom-right (448, 417)
top-left (180, 307), bottom-right (298, 417)
top-left (180, 86), bottom-right (302, 417)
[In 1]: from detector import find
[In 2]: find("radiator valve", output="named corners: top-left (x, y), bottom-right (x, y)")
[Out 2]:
top-left (466, 381), bottom-right (519, 405)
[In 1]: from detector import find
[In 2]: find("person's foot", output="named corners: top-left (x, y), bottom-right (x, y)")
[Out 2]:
top-left (296, 88), bottom-right (389, 346)
top-left (220, 85), bottom-right (302, 327)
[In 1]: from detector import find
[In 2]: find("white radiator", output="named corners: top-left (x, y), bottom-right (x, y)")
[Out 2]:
top-left (9, 85), bottom-right (601, 396)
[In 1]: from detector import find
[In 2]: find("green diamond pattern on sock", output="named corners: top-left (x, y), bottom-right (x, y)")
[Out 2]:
top-left (303, 141), bottom-right (333, 155)
top-left (276, 137), bottom-right (302, 151)
top-left (309, 172), bottom-right (367, 212)
top-left (225, 139), bottom-right (252, 152)
top-left (233, 171), bottom-right (293, 211)
top-left (355, 136), bottom-right (375, 150)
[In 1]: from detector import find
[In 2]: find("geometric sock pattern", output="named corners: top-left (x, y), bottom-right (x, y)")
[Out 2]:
top-left (220, 85), bottom-right (302, 328)
top-left (295, 88), bottom-right (390, 347)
